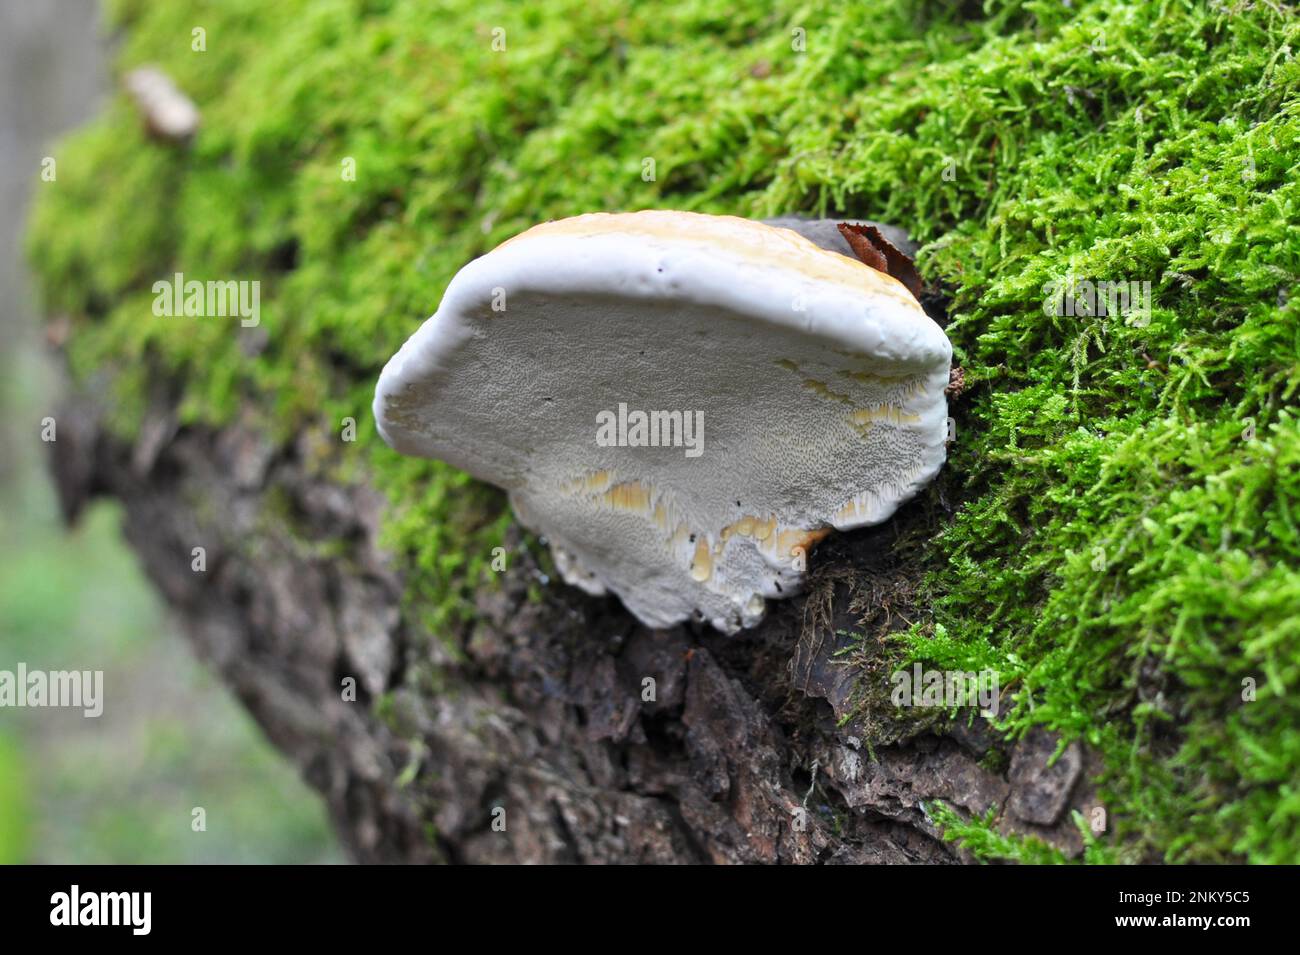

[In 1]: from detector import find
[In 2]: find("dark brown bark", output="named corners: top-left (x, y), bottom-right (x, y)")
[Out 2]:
top-left (44, 223), bottom-right (1098, 864)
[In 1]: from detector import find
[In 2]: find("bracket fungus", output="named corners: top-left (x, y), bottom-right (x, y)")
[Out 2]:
top-left (374, 211), bottom-right (952, 633)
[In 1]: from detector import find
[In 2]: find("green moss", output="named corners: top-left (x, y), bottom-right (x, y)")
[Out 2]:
top-left (25, 0), bottom-right (1300, 861)
top-left (929, 803), bottom-right (1113, 865)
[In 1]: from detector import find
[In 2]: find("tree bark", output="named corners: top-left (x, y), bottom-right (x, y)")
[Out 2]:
top-left (45, 224), bottom-right (1098, 864)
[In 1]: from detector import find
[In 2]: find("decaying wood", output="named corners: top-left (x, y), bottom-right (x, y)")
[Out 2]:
top-left (46, 378), bottom-right (1097, 863)
top-left (43, 221), bottom-right (1094, 864)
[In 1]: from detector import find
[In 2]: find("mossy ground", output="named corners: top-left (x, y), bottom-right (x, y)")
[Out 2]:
top-left (26, 0), bottom-right (1300, 862)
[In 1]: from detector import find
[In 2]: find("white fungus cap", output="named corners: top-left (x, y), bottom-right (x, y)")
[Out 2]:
top-left (124, 67), bottom-right (200, 141)
top-left (374, 211), bottom-right (952, 633)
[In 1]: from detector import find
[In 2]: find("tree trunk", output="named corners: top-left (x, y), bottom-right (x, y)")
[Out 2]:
top-left (45, 225), bottom-right (1098, 864)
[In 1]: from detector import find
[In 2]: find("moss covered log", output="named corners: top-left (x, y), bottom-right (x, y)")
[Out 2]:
top-left (27, 0), bottom-right (1300, 862)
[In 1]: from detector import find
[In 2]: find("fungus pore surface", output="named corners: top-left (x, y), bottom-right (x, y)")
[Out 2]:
top-left (374, 211), bottom-right (951, 632)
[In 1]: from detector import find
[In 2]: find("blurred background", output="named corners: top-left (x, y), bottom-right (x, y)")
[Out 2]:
top-left (0, 0), bottom-right (340, 864)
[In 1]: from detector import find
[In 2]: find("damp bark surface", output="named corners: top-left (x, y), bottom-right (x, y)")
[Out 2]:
top-left (43, 222), bottom-right (1097, 864)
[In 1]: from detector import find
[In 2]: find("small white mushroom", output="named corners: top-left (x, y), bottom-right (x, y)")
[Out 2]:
top-left (124, 67), bottom-right (200, 142)
top-left (374, 211), bottom-right (951, 633)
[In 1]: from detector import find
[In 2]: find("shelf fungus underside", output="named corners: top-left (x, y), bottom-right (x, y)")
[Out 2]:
top-left (374, 211), bottom-right (952, 633)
